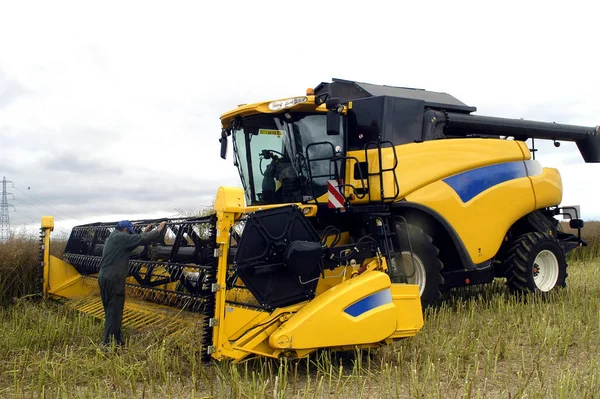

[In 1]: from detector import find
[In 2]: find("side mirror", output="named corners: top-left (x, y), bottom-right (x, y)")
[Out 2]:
top-left (327, 110), bottom-right (341, 136)
top-left (326, 97), bottom-right (342, 136)
top-left (219, 130), bottom-right (228, 159)
top-left (570, 219), bottom-right (584, 229)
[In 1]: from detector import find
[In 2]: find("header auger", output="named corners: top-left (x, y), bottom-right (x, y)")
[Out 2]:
top-left (39, 186), bottom-right (424, 362)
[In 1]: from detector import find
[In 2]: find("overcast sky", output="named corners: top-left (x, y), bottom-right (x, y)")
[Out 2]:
top-left (1, 0), bottom-right (599, 236)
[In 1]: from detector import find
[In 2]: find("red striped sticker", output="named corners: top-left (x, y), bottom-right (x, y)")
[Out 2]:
top-left (328, 180), bottom-right (345, 209)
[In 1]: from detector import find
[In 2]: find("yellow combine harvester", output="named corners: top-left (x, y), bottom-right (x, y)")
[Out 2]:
top-left (217, 78), bottom-right (597, 307)
top-left (41, 78), bottom-right (598, 362)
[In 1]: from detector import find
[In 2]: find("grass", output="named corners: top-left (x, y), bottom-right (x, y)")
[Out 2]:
top-left (2, 262), bottom-right (600, 398)
top-left (560, 220), bottom-right (600, 261)
top-left (0, 233), bottom-right (66, 307)
top-left (1, 222), bottom-right (600, 398)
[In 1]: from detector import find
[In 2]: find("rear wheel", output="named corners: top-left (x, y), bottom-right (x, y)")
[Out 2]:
top-left (504, 232), bottom-right (568, 294)
top-left (389, 222), bottom-right (444, 308)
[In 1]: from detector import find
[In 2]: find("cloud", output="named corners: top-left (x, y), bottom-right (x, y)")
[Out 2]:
top-left (40, 152), bottom-right (123, 175)
top-left (0, 70), bottom-right (29, 109)
top-left (0, 0), bottom-right (599, 236)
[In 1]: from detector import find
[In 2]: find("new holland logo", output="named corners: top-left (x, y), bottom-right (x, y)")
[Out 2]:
top-left (327, 180), bottom-right (345, 209)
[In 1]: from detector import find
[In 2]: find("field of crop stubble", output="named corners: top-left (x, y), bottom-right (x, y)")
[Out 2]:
top-left (1, 223), bottom-right (600, 398)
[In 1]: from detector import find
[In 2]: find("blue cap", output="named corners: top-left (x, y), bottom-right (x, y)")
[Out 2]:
top-left (116, 220), bottom-right (135, 234)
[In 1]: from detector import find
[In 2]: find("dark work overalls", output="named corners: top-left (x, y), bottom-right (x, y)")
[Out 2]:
top-left (97, 229), bottom-right (160, 345)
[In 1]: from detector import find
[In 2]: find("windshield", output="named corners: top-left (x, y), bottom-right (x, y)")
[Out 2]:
top-left (231, 113), bottom-right (343, 205)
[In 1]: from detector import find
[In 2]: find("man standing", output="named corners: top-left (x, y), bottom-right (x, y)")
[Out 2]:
top-left (98, 219), bottom-right (167, 346)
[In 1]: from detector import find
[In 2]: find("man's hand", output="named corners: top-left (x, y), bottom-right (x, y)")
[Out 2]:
top-left (143, 223), bottom-right (155, 233)
top-left (157, 221), bottom-right (167, 232)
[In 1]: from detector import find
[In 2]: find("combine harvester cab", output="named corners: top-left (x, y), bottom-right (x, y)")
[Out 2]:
top-left (39, 186), bottom-right (424, 362)
top-left (217, 78), bottom-right (599, 308)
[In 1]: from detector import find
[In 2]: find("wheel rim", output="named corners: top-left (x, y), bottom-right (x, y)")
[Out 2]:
top-left (533, 249), bottom-right (559, 292)
top-left (401, 251), bottom-right (426, 296)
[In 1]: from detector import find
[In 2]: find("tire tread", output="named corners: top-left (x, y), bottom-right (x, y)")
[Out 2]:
top-left (393, 220), bottom-right (444, 308)
top-left (504, 232), bottom-right (568, 293)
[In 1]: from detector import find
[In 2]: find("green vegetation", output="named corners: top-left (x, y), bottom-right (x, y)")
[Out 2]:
top-left (561, 220), bottom-right (600, 261)
top-left (0, 222), bottom-right (599, 398)
top-left (0, 233), bottom-right (65, 307)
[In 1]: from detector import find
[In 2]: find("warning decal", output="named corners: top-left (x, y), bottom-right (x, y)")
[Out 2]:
top-left (327, 180), bottom-right (345, 209)
top-left (258, 129), bottom-right (283, 137)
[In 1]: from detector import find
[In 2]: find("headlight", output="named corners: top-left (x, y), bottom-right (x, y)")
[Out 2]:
top-left (524, 159), bottom-right (543, 177)
top-left (268, 96), bottom-right (308, 111)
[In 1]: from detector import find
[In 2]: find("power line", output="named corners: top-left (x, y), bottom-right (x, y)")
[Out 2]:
top-left (11, 208), bottom-right (41, 224)
top-left (12, 196), bottom-right (59, 221)
top-left (14, 187), bottom-right (81, 222)
top-left (12, 185), bottom-right (82, 222)
top-left (8, 196), bottom-right (68, 226)
top-left (5, 188), bottom-right (71, 224)
top-left (11, 214), bottom-right (37, 224)
top-left (11, 196), bottom-right (75, 225)
top-left (1, 178), bottom-right (84, 238)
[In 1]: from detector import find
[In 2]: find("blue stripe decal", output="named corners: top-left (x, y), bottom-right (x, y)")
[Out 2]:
top-left (344, 289), bottom-right (393, 317)
top-left (443, 161), bottom-right (529, 203)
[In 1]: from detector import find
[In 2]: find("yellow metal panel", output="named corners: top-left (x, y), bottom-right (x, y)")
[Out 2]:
top-left (229, 323), bottom-right (283, 359)
top-left (388, 284), bottom-right (424, 338)
top-left (343, 147), bottom-right (397, 202)
top-left (214, 186), bottom-right (245, 214)
top-left (47, 256), bottom-right (95, 299)
top-left (406, 177), bottom-right (536, 263)
top-left (41, 216), bottom-right (54, 230)
top-left (218, 303), bottom-right (305, 361)
top-left (42, 227), bottom-right (51, 298)
top-left (211, 241), bottom-right (230, 359)
top-left (214, 186), bottom-right (244, 244)
top-left (516, 140), bottom-right (533, 158)
top-left (221, 305), bottom-right (270, 342)
top-left (211, 208), bottom-right (236, 360)
top-left (345, 138), bottom-right (528, 204)
top-left (530, 167), bottom-right (563, 209)
top-left (220, 96), bottom-right (323, 126)
top-left (269, 271), bottom-right (404, 350)
top-left (314, 266), bottom-right (354, 295)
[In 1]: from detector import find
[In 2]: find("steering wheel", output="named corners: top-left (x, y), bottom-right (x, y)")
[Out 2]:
top-left (259, 149), bottom-right (284, 160)
top-left (259, 150), bottom-right (286, 176)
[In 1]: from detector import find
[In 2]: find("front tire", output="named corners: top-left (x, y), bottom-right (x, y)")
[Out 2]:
top-left (504, 232), bottom-right (568, 294)
top-left (389, 221), bottom-right (444, 308)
